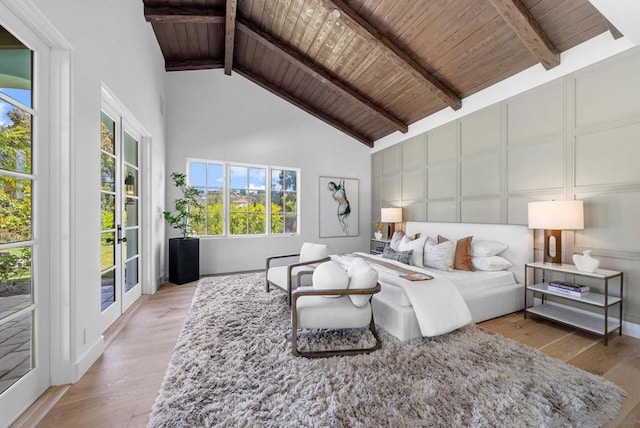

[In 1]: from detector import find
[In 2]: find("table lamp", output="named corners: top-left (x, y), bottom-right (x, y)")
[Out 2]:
top-left (528, 200), bottom-right (584, 264)
top-left (381, 207), bottom-right (402, 239)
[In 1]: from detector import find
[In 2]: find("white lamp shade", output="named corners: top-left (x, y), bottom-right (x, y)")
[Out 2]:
top-left (381, 207), bottom-right (402, 223)
top-left (528, 200), bottom-right (584, 230)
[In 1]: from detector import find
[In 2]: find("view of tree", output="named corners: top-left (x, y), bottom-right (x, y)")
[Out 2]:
top-left (0, 105), bottom-right (33, 290)
top-left (188, 167), bottom-right (298, 236)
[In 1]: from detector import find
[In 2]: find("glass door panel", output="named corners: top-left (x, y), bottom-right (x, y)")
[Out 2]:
top-left (121, 130), bottom-right (140, 310)
top-left (100, 112), bottom-right (118, 315)
top-left (0, 20), bottom-right (47, 421)
top-left (100, 114), bottom-right (142, 329)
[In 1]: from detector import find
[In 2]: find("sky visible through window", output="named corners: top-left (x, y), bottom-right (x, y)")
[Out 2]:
top-left (0, 89), bottom-right (31, 126)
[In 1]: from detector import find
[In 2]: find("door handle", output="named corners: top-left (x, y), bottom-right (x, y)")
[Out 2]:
top-left (117, 225), bottom-right (127, 243)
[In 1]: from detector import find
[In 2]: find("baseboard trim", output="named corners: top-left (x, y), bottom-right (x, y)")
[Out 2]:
top-left (11, 384), bottom-right (70, 427)
top-left (72, 336), bottom-right (105, 383)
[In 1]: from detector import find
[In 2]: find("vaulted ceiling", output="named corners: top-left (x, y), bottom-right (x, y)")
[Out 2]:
top-left (143, 0), bottom-right (621, 147)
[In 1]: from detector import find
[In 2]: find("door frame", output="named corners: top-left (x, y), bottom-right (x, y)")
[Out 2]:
top-left (0, 1), bottom-right (63, 425)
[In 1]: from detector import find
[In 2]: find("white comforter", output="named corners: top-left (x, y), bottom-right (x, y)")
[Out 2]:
top-left (332, 253), bottom-right (472, 337)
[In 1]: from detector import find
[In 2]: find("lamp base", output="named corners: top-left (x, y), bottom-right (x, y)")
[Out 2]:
top-left (387, 223), bottom-right (396, 240)
top-left (543, 229), bottom-right (562, 264)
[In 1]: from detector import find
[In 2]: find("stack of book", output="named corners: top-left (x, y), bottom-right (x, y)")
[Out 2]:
top-left (547, 280), bottom-right (590, 297)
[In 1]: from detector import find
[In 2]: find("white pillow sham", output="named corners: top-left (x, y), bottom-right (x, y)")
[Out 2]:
top-left (424, 237), bottom-right (456, 271)
top-left (470, 240), bottom-right (508, 257)
top-left (472, 256), bottom-right (513, 271)
top-left (398, 235), bottom-right (427, 267)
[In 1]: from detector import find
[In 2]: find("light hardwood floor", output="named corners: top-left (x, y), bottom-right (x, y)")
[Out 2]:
top-left (16, 281), bottom-right (640, 427)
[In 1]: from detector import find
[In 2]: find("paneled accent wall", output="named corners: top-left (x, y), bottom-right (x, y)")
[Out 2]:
top-left (372, 47), bottom-right (640, 325)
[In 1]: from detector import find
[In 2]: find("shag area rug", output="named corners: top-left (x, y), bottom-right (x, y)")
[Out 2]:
top-left (148, 272), bottom-right (625, 427)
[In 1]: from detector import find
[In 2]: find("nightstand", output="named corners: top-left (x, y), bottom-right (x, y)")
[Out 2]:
top-left (524, 262), bottom-right (623, 345)
top-left (370, 239), bottom-right (390, 254)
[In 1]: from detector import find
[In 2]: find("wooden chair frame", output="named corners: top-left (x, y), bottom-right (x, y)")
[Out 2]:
top-left (291, 282), bottom-right (382, 358)
top-left (265, 253), bottom-right (331, 305)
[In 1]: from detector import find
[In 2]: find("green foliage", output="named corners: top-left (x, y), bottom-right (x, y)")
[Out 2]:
top-left (0, 247), bottom-right (31, 285)
top-left (186, 167), bottom-right (298, 236)
top-left (163, 172), bottom-right (204, 238)
top-left (0, 107), bottom-right (32, 244)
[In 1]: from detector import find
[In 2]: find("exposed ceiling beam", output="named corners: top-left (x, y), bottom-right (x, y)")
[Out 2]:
top-left (166, 59), bottom-right (223, 72)
top-left (604, 18), bottom-right (624, 40)
top-left (234, 65), bottom-right (373, 147)
top-left (237, 18), bottom-right (408, 134)
top-left (224, 0), bottom-right (238, 75)
top-left (144, 5), bottom-right (225, 24)
top-left (487, 0), bottom-right (560, 70)
top-left (317, 0), bottom-right (461, 111)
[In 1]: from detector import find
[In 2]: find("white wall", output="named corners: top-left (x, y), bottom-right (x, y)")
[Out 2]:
top-left (165, 70), bottom-right (371, 274)
top-left (26, 0), bottom-right (167, 380)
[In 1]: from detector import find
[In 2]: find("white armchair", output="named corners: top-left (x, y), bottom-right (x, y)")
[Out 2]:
top-left (265, 243), bottom-right (330, 305)
top-left (291, 259), bottom-right (381, 358)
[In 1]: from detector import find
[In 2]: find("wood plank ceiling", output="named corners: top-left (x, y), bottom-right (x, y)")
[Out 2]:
top-left (143, 0), bottom-right (621, 147)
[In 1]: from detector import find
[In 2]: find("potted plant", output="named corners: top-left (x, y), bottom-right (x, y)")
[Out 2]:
top-left (163, 172), bottom-right (204, 284)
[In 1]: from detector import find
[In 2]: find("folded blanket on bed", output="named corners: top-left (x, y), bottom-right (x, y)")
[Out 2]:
top-left (332, 253), bottom-right (472, 337)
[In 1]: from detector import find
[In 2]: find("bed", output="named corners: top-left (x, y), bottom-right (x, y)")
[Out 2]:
top-left (366, 221), bottom-right (533, 341)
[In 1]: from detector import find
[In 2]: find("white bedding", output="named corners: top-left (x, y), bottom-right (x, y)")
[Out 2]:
top-left (332, 253), bottom-right (472, 337)
top-left (374, 260), bottom-right (517, 307)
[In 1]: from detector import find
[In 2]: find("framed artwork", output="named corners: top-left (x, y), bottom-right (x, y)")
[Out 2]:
top-left (319, 176), bottom-right (359, 237)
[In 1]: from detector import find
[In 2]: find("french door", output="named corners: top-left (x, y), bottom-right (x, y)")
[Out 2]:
top-left (0, 10), bottom-right (50, 427)
top-left (100, 105), bottom-right (142, 330)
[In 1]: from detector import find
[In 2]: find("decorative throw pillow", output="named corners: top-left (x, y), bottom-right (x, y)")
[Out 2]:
top-left (398, 235), bottom-right (428, 267)
top-left (472, 256), bottom-right (513, 271)
top-left (299, 242), bottom-right (329, 263)
top-left (312, 261), bottom-right (349, 297)
top-left (389, 230), bottom-right (405, 251)
top-left (424, 237), bottom-right (456, 271)
top-left (382, 247), bottom-right (413, 265)
top-left (438, 235), bottom-right (474, 271)
top-left (347, 258), bottom-right (379, 307)
top-left (470, 240), bottom-right (507, 257)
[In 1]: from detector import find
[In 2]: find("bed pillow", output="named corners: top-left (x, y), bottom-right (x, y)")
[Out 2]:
top-left (389, 230), bottom-right (405, 251)
top-left (470, 240), bottom-right (508, 257)
top-left (382, 247), bottom-right (413, 265)
top-left (438, 235), bottom-right (474, 271)
top-left (347, 258), bottom-right (379, 307)
top-left (472, 256), bottom-right (513, 271)
top-left (398, 235), bottom-right (428, 267)
top-left (312, 261), bottom-right (349, 298)
top-left (424, 237), bottom-right (456, 271)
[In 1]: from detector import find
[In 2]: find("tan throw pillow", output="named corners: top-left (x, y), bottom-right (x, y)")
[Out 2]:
top-left (438, 235), bottom-right (474, 271)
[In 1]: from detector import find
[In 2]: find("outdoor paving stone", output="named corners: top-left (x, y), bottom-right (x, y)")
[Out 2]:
top-left (0, 349), bottom-right (30, 373)
top-left (0, 344), bottom-right (19, 359)
top-left (2, 357), bottom-right (30, 380)
top-left (0, 326), bottom-right (21, 342)
top-left (0, 378), bottom-right (16, 394)
top-left (15, 341), bottom-right (29, 352)
top-left (3, 330), bottom-right (30, 346)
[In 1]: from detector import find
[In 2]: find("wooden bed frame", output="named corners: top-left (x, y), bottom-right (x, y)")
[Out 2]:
top-left (372, 221), bottom-right (533, 341)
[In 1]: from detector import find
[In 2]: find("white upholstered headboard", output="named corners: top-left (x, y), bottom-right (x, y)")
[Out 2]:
top-left (405, 222), bottom-right (533, 284)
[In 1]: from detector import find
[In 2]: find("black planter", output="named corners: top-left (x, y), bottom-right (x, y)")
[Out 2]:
top-left (169, 237), bottom-right (200, 285)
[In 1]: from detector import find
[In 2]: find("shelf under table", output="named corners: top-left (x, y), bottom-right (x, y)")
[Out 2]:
top-left (526, 304), bottom-right (621, 335)
top-left (527, 284), bottom-right (621, 307)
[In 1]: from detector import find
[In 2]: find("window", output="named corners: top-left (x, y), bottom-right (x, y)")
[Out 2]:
top-left (187, 160), bottom-right (299, 236)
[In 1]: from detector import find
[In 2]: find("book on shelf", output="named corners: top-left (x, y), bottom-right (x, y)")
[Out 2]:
top-left (547, 285), bottom-right (589, 297)
top-left (548, 280), bottom-right (590, 292)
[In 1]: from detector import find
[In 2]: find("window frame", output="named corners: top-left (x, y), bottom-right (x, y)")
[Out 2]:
top-left (186, 158), bottom-right (300, 238)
